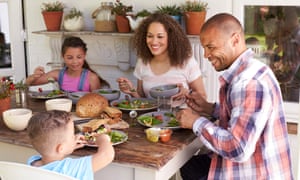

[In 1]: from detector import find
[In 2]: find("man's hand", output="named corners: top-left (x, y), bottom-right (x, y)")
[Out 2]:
top-left (176, 108), bottom-right (199, 129)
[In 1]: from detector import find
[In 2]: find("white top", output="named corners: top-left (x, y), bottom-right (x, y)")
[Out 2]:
top-left (134, 57), bottom-right (202, 98)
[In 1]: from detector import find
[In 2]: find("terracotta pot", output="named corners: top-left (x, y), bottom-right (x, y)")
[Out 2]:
top-left (42, 11), bottom-right (63, 31)
top-left (115, 15), bottom-right (131, 33)
top-left (0, 97), bottom-right (11, 116)
top-left (184, 11), bottom-right (206, 35)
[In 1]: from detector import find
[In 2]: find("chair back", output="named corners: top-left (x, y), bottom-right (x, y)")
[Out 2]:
top-left (0, 161), bottom-right (76, 180)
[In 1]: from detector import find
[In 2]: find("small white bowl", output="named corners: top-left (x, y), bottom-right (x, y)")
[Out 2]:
top-left (67, 91), bottom-right (89, 104)
top-left (3, 108), bottom-right (32, 131)
top-left (149, 84), bottom-right (179, 98)
top-left (93, 89), bottom-right (121, 101)
top-left (45, 98), bottom-right (72, 112)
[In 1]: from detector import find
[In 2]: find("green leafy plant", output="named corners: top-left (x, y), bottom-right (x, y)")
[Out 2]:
top-left (181, 0), bottom-right (208, 12)
top-left (156, 5), bottom-right (182, 16)
top-left (41, 1), bottom-right (64, 12)
top-left (64, 7), bottom-right (82, 20)
top-left (136, 9), bottom-right (152, 17)
top-left (112, 0), bottom-right (133, 16)
top-left (14, 79), bottom-right (28, 91)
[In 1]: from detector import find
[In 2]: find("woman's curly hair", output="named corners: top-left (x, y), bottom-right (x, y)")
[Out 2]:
top-left (133, 13), bottom-right (192, 67)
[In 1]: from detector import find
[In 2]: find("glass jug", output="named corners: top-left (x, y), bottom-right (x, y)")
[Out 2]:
top-left (92, 2), bottom-right (116, 32)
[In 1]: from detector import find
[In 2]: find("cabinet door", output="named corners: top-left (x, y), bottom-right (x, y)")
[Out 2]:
top-left (0, 0), bottom-right (26, 81)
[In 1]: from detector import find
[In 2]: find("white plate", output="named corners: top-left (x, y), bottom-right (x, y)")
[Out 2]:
top-left (29, 90), bottom-right (66, 99)
top-left (84, 130), bottom-right (128, 147)
top-left (110, 98), bottom-right (157, 111)
top-left (137, 111), bottom-right (180, 129)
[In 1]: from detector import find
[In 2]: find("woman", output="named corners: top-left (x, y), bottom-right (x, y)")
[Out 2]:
top-left (117, 13), bottom-right (206, 99)
top-left (26, 36), bottom-right (109, 92)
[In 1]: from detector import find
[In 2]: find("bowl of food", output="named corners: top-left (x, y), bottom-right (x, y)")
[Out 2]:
top-left (45, 98), bottom-right (72, 112)
top-left (3, 108), bottom-right (32, 131)
top-left (93, 89), bottom-right (120, 101)
top-left (67, 91), bottom-right (89, 104)
top-left (149, 84), bottom-right (179, 98)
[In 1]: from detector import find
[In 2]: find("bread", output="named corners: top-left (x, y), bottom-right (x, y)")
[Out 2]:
top-left (76, 93), bottom-right (108, 118)
top-left (103, 106), bottom-right (122, 119)
top-left (81, 119), bottom-right (110, 132)
top-left (103, 106), bottom-right (122, 124)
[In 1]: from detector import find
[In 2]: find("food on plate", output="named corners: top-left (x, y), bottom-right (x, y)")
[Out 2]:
top-left (81, 119), bottom-right (110, 133)
top-left (164, 112), bottom-right (180, 127)
top-left (46, 89), bottom-right (64, 97)
top-left (76, 93), bottom-right (108, 118)
top-left (138, 112), bottom-right (180, 128)
top-left (137, 115), bottom-right (163, 126)
top-left (84, 125), bottom-right (127, 145)
top-left (102, 106), bottom-right (122, 124)
top-left (112, 99), bottom-right (155, 109)
top-left (98, 89), bottom-right (119, 94)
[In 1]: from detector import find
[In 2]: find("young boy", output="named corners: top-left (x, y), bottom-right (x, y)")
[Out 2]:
top-left (27, 110), bottom-right (115, 180)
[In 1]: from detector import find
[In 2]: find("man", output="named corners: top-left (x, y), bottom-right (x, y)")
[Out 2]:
top-left (177, 13), bottom-right (293, 179)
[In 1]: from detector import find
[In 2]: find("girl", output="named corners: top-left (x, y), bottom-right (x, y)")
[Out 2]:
top-left (26, 36), bottom-right (109, 92)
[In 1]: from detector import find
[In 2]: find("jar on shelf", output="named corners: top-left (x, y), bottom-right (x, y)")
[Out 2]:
top-left (92, 2), bottom-right (116, 32)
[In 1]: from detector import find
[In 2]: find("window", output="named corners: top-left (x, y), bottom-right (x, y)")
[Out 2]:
top-left (244, 6), bottom-right (300, 103)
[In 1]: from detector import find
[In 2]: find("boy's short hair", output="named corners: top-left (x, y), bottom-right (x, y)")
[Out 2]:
top-left (27, 110), bottom-right (72, 155)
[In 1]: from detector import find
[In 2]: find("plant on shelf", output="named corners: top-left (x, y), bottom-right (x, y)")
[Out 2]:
top-left (181, 0), bottom-right (208, 35)
top-left (63, 7), bottom-right (84, 31)
top-left (41, 1), bottom-right (64, 12)
top-left (41, 1), bottom-right (65, 31)
top-left (112, 0), bottom-right (133, 33)
top-left (111, 0), bottom-right (133, 16)
top-left (64, 7), bottom-right (82, 20)
top-left (156, 5), bottom-right (182, 25)
top-left (156, 5), bottom-right (182, 16)
top-left (181, 0), bottom-right (208, 12)
top-left (136, 9), bottom-right (152, 17)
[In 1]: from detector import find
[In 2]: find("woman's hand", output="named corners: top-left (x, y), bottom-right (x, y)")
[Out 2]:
top-left (117, 77), bottom-right (136, 94)
top-left (171, 83), bottom-right (189, 100)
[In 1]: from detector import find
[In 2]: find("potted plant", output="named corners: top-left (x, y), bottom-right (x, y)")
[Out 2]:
top-left (111, 0), bottom-right (133, 33)
top-left (41, 1), bottom-right (64, 31)
top-left (136, 9), bottom-right (152, 18)
top-left (0, 77), bottom-right (15, 114)
top-left (156, 5), bottom-right (183, 25)
top-left (181, 0), bottom-right (208, 35)
top-left (63, 7), bottom-right (84, 31)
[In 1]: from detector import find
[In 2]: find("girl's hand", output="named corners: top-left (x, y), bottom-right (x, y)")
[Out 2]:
top-left (33, 66), bottom-right (45, 79)
top-left (117, 77), bottom-right (136, 94)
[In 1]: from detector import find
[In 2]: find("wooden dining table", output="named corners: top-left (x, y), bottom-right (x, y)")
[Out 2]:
top-left (0, 94), bottom-right (203, 180)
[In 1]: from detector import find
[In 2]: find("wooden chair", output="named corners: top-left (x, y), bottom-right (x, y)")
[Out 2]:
top-left (0, 161), bottom-right (76, 180)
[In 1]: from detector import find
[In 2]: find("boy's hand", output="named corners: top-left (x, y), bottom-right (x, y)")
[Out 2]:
top-left (75, 134), bottom-right (87, 149)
